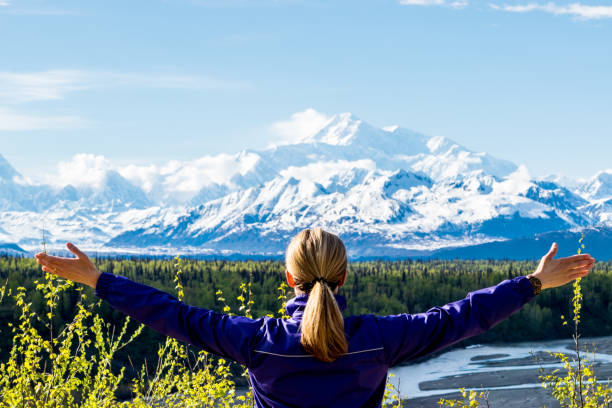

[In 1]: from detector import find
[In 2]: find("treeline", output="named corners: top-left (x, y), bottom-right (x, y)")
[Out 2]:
top-left (2, 255), bottom-right (612, 376)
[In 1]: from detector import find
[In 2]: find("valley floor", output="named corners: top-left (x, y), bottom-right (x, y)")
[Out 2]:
top-left (399, 336), bottom-right (612, 408)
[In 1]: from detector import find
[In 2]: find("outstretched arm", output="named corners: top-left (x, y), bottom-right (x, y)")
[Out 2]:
top-left (379, 243), bottom-right (595, 367)
top-left (35, 243), bottom-right (262, 366)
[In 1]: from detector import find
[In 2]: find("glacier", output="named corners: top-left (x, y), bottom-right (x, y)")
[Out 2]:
top-left (0, 112), bottom-right (610, 259)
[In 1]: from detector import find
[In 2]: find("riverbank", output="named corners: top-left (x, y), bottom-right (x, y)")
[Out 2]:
top-left (393, 335), bottom-right (612, 407)
top-left (402, 387), bottom-right (560, 408)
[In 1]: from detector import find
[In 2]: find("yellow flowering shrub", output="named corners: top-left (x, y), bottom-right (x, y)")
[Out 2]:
top-left (442, 234), bottom-right (611, 408)
top-left (0, 255), bottom-right (255, 408)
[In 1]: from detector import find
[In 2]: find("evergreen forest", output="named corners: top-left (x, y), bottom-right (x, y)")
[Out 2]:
top-left (2, 255), bottom-right (612, 399)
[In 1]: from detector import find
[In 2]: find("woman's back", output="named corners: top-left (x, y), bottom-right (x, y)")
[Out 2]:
top-left (249, 295), bottom-right (388, 407)
top-left (246, 278), bottom-right (534, 407)
top-left (95, 271), bottom-right (535, 408)
top-left (36, 231), bottom-right (594, 407)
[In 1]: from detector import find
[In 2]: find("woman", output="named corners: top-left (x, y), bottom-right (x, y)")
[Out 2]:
top-left (35, 228), bottom-right (595, 408)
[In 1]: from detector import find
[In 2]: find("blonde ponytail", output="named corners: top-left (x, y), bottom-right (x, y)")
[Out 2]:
top-left (286, 228), bottom-right (348, 362)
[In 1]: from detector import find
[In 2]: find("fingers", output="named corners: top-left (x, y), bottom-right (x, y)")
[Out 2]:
top-left (41, 265), bottom-right (60, 276)
top-left (562, 256), bottom-right (595, 269)
top-left (568, 261), bottom-right (595, 271)
top-left (35, 252), bottom-right (61, 264)
top-left (34, 245), bottom-right (97, 286)
top-left (570, 262), bottom-right (594, 272)
top-left (39, 261), bottom-right (63, 274)
top-left (569, 270), bottom-right (591, 280)
top-left (544, 242), bottom-right (558, 260)
top-left (66, 242), bottom-right (87, 260)
top-left (35, 252), bottom-right (55, 266)
top-left (567, 258), bottom-right (595, 280)
top-left (35, 253), bottom-right (70, 274)
top-left (561, 254), bottom-right (593, 262)
top-left (35, 252), bottom-right (60, 263)
top-left (35, 244), bottom-right (87, 269)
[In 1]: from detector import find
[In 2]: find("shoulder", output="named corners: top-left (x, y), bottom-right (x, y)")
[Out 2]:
top-left (344, 314), bottom-right (387, 350)
top-left (249, 317), bottom-right (304, 360)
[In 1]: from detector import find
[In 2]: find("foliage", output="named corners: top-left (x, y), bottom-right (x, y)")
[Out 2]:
top-left (128, 256), bottom-right (253, 408)
top-left (0, 256), bottom-right (254, 407)
top-left (441, 234), bottom-right (612, 408)
top-left (2, 250), bottom-right (612, 406)
top-left (438, 388), bottom-right (490, 408)
top-left (0, 273), bottom-right (136, 407)
top-left (383, 373), bottom-right (402, 407)
top-left (4, 255), bottom-right (612, 368)
top-left (539, 234), bottom-right (612, 408)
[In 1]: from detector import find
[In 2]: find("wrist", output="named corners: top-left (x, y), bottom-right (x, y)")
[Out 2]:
top-left (527, 274), bottom-right (543, 295)
top-left (87, 269), bottom-right (102, 289)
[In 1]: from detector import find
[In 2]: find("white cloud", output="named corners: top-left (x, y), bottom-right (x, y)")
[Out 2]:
top-left (399, 0), bottom-right (609, 16)
top-left (0, 70), bottom-right (89, 104)
top-left (491, 2), bottom-right (612, 19)
top-left (92, 71), bottom-right (249, 91)
top-left (0, 7), bottom-right (81, 15)
top-left (449, 0), bottom-right (469, 8)
top-left (159, 152), bottom-right (259, 193)
top-left (0, 69), bottom-right (213, 104)
top-left (0, 107), bottom-right (87, 131)
top-left (494, 164), bottom-right (532, 195)
top-left (118, 164), bottom-right (160, 194)
top-left (36, 151), bottom-right (263, 206)
top-left (270, 108), bottom-right (332, 146)
top-left (0, 69), bottom-right (250, 105)
top-left (45, 151), bottom-right (262, 201)
top-left (48, 154), bottom-right (113, 189)
top-left (0, 1), bottom-right (11, 6)
top-left (0, 69), bottom-right (250, 132)
top-left (117, 152), bottom-right (260, 202)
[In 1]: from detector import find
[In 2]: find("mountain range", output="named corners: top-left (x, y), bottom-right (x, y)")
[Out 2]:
top-left (1, 113), bottom-right (611, 259)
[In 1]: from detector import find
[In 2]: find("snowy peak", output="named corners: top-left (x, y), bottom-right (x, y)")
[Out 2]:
top-left (90, 170), bottom-right (152, 209)
top-left (581, 170), bottom-right (612, 201)
top-left (294, 113), bottom-right (516, 181)
top-left (44, 169), bottom-right (152, 211)
top-left (0, 154), bottom-right (21, 182)
top-left (302, 113), bottom-right (362, 146)
top-left (304, 113), bottom-right (433, 156)
top-left (1, 111), bottom-right (610, 257)
top-left (56, 184), bottom-right (80, 202)
top-left (523, 181), bottom-right (589, 222)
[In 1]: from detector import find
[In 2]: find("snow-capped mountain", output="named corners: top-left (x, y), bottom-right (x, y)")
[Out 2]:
top-left (1, 112), bottom-right (610, 258)
top-left (579, 170), bottom-right (612, 201)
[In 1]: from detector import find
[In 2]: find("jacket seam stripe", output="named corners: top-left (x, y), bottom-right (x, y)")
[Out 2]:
top-left (253, 347), bottom-right (384, 358)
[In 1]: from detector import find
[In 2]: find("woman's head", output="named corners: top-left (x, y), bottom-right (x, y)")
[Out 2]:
top-left (285, 228), bottom-right (348, 362)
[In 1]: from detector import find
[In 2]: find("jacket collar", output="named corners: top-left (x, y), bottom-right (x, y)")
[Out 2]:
top-left (285, 294), bottom-right (347, 321)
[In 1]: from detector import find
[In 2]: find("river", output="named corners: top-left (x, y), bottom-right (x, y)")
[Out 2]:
top-left (388, 336), bottom-right (612, 406)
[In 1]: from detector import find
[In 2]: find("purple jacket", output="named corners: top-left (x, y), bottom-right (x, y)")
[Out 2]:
top-left (95, 273), bottom-right (535, 407)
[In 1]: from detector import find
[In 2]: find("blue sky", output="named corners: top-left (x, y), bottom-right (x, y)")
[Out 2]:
top-left (0, 0), bottom-right (611, 181)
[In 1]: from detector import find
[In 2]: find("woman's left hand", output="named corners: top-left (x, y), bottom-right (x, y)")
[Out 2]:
top-left (35, 243), bottom-right (101, 289)
top-left (529, 242), bottom-right (595, 290)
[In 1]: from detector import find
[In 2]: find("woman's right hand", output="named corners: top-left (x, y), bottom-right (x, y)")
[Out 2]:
top-left (35, 242), bottom-right (101, 289)
top-left (529, 242), bottom-right (595, 290)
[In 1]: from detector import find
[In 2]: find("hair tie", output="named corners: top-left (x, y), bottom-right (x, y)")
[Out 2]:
top-left (298, 277), bottom-right (339, 293)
